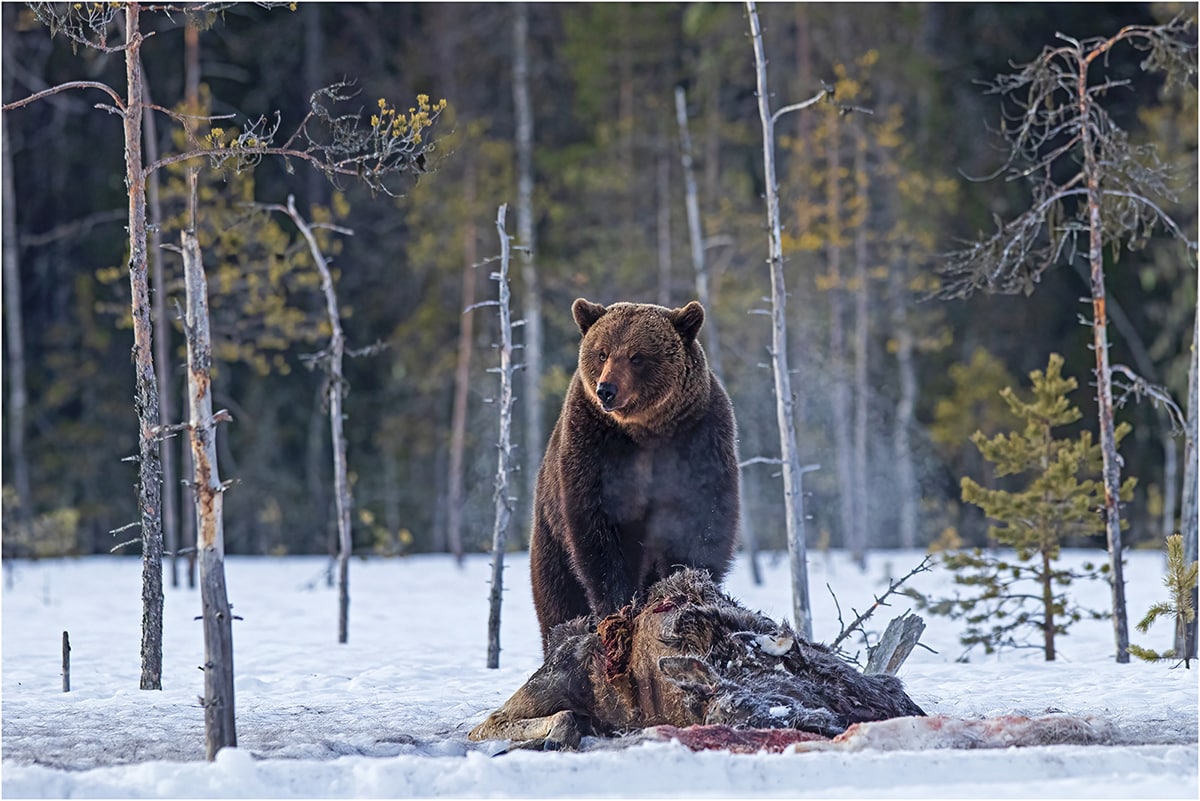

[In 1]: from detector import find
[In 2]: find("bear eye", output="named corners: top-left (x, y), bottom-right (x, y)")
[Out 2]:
top-left (597, 351), bottom-right (608, 363)
top-left (629, 353), bottom-right (644, 366)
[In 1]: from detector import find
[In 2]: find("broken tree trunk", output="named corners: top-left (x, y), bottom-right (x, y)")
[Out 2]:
top-left (182, 218), bottom-right (236, 760)
top-left (486, 204), bottom-right (519, 669)
top-left (865, 613), bottom-right (926, 676)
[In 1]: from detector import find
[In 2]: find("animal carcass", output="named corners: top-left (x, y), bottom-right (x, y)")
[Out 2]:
top-left (469, 569), bottom-right (925, 750)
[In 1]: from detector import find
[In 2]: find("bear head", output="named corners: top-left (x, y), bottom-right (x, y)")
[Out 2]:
top-left (571, 298), bottom-right (707, 430)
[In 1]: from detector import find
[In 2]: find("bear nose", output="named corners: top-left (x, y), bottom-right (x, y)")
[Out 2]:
top-left (596, 382), bottom-right (618, 406)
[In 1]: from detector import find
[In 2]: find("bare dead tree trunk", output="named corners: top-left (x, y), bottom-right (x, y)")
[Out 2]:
top-left (1178, 310), bottom-right (1198, 660)
top-left (486, 204), bottom-right (518, 669)
top-left (182, 214), bottom-right (236, 760)
top-left (676, 85), bottom-right (760, 585)
top-left (269, 196), bottom-right (355, 643)
top-left (851, 122), bottom-right (870, 564)
top-left (748, 0), bottom-right (821, 639)
top-left (121, 4), bottom-right (165, 691)
top-left (1, 110), bottom-right (32, 532)
top-left (142, 72), bottom-right (179, 590)
top-left (513, 2), bottom-right (544, 541)
top-left (1079, 66), bottom-right (1129, 664)
top-left (318, 214), bottom-right (352, 644)
top-left (446, 163), bottom-right (477, 567)
top-left (888, 257), bottom-right (919, 549)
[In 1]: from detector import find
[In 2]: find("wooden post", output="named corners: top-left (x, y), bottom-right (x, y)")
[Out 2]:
top-left (182, 185), bottom-right (236, 759)
top-left (486, 204), bottom-right (518, 669)
top-left (61, 631), bottom-right (70, 692)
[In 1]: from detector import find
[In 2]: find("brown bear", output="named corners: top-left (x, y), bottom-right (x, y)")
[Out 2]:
top-left (529, 298), bottom-right (739, 654)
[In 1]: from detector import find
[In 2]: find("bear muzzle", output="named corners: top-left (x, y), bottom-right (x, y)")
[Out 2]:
top-left (596, 381), bottom-right (620, 411)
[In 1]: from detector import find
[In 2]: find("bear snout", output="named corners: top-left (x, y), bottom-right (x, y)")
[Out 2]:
top-left (596, 381), bottom-right (619, 409)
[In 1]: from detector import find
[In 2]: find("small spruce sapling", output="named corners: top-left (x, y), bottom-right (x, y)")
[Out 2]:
top-left (1129, 534), bottom-right (1198, 667)
top-left (917, 354), bottom-right (1135, 661)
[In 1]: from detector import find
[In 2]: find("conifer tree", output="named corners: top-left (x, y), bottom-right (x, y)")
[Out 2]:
top-left (1129, 534), bottom-right (1198, 667)
top-left (921, 354), bottom-right (1136, 660)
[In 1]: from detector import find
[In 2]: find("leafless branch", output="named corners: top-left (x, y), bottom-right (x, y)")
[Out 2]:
top-left (1111, 364), bottom-right (1188, 432)
top-left (2, 80), bottom-right (125, 113)
top-left (110, 538), bottom-right (143, 553)
top-left (938, 16), bottom-right (1195, 300)
top-left (830, 555), bottom-right (935, 649)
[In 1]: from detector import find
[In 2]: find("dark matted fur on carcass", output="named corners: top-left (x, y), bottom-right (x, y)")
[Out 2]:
top-left (469, 569), bottom-right (924, 749)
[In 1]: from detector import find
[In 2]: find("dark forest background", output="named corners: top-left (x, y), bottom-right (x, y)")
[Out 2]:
top-left (2, 2), bottom-right (1195, 569)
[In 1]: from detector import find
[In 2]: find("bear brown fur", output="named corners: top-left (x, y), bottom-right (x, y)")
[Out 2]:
top-left (529, 298), bottom-right (739, 653)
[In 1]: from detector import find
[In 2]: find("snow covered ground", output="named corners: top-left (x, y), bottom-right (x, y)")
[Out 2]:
top-left (2, 548), bottom-right (1196, 798)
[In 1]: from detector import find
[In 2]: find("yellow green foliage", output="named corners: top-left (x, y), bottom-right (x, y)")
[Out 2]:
top-left (961, 353), bottom-right (1135, 557)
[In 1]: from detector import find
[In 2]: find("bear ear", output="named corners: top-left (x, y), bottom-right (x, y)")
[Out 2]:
top-left (668, 301), bottom-right (705, 345)
top-left (572, 298), bottom-right (607, 335)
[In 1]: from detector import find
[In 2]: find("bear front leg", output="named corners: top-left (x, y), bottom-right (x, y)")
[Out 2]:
top-left (564, 517), bottom-right (635, 619)
top-left (557, 446), bottom-right (637, 619)
top-left (530, 525), bottom-right (591, 649)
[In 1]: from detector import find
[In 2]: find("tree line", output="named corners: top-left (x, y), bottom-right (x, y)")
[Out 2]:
top-left (2, 2), bottom-right (1195, 573)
